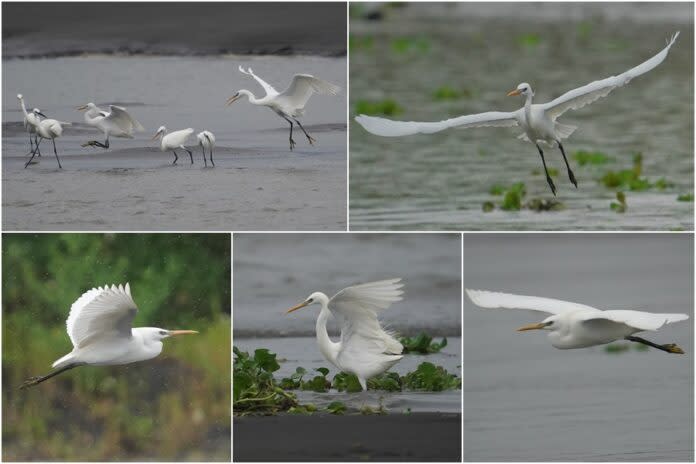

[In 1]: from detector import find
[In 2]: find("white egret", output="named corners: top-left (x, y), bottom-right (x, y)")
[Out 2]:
top-left (152, 126), bottom-right (195, 165)
top-left (466, 289), bottom-right (688, 353)
top-left (226, 66), bottom-right (340, 150)
top-left (20, 283), bottom-right (198, 389)
top-left (197, 130), bottom-right (216, 167)
top-left (17, 94), bottom-right (46, 156)
top-left (77, 102), bottom-right (144, 149)
top-left (24, 117), bottom-right (71, 169)
top-left (356, 32), bottom-right (680, 195)
top-left (286, 279), bottom-right (404, 391)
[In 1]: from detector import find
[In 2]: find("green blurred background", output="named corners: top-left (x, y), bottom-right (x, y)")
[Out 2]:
top-left (2, 233), bottom-right (231, 461)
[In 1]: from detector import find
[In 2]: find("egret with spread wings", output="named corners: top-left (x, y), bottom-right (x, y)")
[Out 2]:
top-left (356, 32), bottom-right (680, 195)
top-left (287, 279), bottom-right (405, 390)
top-left (78, 102), bottom-right (145, 149)
top-left (20, 283), bottom-right (197, 389)
top-left (466, 289), bottom-right (688, 353)
top-left (227, 66), bottom-right (340, 150)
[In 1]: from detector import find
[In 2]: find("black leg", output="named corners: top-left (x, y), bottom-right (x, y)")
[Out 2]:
top-left (557, 141), bottom-right (577, 188)
top-left (52, 138), bottom-right (62, 169)
top-left (283, 116), bottom-right (296, 150)
top-left (535, 144), bottom-right (556, 196)
top-left (185, 148), bottom-right (193, 164)
top-left (625, 335), bottom-right (684, 354)
top-left (293, 118), bottom-right (316, 145)
top-left (24, 138), bottom-right (40, 168)
top-left (210, 147), bottom-right (214, 167)
top-left (81, 140), bottom-right (109, 149)
top-left (201, 146), bottom-right (207, 167)
top-left (19, 364), bottom-right (80, 389)
top-left (172, 150), bottom-right (178, 165)
top-left (35, 135), bottom-right (42, 156)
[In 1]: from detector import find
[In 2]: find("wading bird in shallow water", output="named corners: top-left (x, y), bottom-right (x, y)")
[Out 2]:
top-left (466, 289), bottom-right (688, 353)
top-left (17, 94), bottom-right (47, 156)
top-left (356, 32), bottom-right (680, 195)
top-left (77, 102), bottom-right (144, 149)
top-left (197, 130), bottom-right (216, 167)
top-left (24, 117), bottom-right (71, 169)
top-left (227, 66), bottom-right (340, 151)
top-left (287, 279), bottom-right (405, 391)
top-left (152, 126), bottom-right (195, 165)
top-left (20, 283), bottom-right (198, 389)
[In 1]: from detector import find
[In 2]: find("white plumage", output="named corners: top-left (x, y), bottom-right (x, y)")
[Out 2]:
top-left (152, 126), bottom-right (196, 165)
top-left (466, 289), bottom-right (688, 351)
top-left (17, 94), bottom-right (45, 155)
top-left (197, 130), bottom-right (216, 167)
top-left (355, 32), bottom-right (680, 195)
top-left (287, 279), bottom-right (405, 390)
top-left (79, 102), bottom-right (144, 149)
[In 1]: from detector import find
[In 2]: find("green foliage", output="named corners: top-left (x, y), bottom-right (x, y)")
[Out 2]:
top-left (677, 193), bottom-right (693, 202)
top-left (489, 184), bottom-right (506, 196)
top-left (610, 191), bottom-right (627, 213)
top-left (402, 362), bottom-right (461, 391)
top-left (355, 99), bottom-right (403, 116)
top-left (501, 182), bottom-right (527, 211)
top-left (531, 167), bottom-right (558, 177)
top-left (432, 86), bottom-right (470, 101)
top-left (349, 34), bottom-right (374, 51)
top-left (399, 333), bottom-right (448, 354)
top-left (600, 153), bottom-right (672, 192)
top-left (332, 372), bottom-right (364, 393)
top-left (391, 36), bottom-right (430, 53)
top-left (233, 347), bottom-right (297, 415)
top-left (573, 150), bottom-right (610, 166)
top-left (517, 33), bottom-right (541, 48)
top-left (482, 201), bottom-right (495, 213)
top-left (368, 372), bottom-right (402, 391)
top-left (326, 401), bottom-right (347, 415)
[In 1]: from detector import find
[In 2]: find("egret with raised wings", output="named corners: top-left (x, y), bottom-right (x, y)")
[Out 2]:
top-left (356, 32), bottom-right (680, 195)
top-left (466, 289), bottom-right (688, 353)
top-left (152, 126), bottom-right (195, 165)
top-left (287, 279), bottom-right (404, 391)
top-left (20, 283), bottom-right (197, 389)
top-left (227, 66), bottom-right (340, 150)
top-left (78, 102), bottom-right (144, 149)
top-left (197, 130), bottom-right (216, 167)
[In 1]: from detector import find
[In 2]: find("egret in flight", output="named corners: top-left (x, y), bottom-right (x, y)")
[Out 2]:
top-left (356, 32), bottom-right (680, 195)
top-left (287, 279), bottom-right (404, 391)
top-left (152, 126), bottom-right (195, 165)
top-left (227, 66), bottom-right (340, 150)
top-left (24, 117), bottom-right (70, 169)
top-left (197, 130), bottom-right (216, 167)
top-left (20, 283), bottom-right (198, 389)
top-left (78, 102), bottom-right (144, 149)
top-left (466, 289), bottom-right (688, 353)
top-left (17, 94), bottom-right (46, 156)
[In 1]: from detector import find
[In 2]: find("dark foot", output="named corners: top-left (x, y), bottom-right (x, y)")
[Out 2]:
top-left (546, 177), bottom-right (557, 196)
top-left (172, 160), bottom-right (177, 165)
top-left (662, 343), bottom-right (684, 354)
top-left (289, 138), bottom-right (296, 150)
top-left (568, 170), bottom-right (578, 188)
top-left (306, 135), bottom-right (316, 146)
top-left (19, 376), bottom-right (42, 389)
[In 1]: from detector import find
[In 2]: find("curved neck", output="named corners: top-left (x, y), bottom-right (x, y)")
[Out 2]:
top-left (239, 89), bottom-right (261, 105)
top-left (524, 92), bottom-right (534, 109)
top-left (316, 302), bottom-right (339, 365)
top-left (18, 98), bottom-right (29, 118)
top-left (84, 108), bottom-right (102, 124)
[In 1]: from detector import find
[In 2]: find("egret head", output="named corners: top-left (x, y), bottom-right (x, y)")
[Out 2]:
top-left (226, 91), bottom-right (242, 106)
top-left (286, 292), bottom-right (329, 313)
top-left (516, 315), bottom-right (557, 332)
top-left (76, 102), bottom-right (97, 112)
top-left (507, 83), bottom-right (533, 97)
top-left (17, 94), bottom-right (23, 100)
top-left (151, 126), bottom-right (167, 140)
top-left (143, 327), bottom-right (199, 341)
top-left (32, 108), bottom-right (47, 118)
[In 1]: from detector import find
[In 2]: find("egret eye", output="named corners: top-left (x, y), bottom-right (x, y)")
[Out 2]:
top-left (307, 298), bottom-right (314, 303)
top-left (159, 330), bottom-right (166, 335)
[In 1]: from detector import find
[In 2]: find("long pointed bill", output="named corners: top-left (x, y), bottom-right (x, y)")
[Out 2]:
top-left (77, 105), bottom-right (88, 111)
top-left (286, 300), bottom-right (310, 314)
top-left (226, 95), bottom-right (241, 106)
top-left (151, 132), bottom-right (161, 140)
top-left (507, 89), bottom-right (521, 96)
top-left (168, 330), bottom-right (198, 336)
top-left (516, 322), bottom-right (548, 332)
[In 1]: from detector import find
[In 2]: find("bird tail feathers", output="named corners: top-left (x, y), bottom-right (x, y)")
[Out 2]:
top-left (555, 123), bottom-right (577, 140)
top-left (52, 352), bottom-right (75, 369)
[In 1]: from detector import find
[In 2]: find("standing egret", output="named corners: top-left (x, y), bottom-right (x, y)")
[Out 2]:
top-left (25, 117), bottom-right (70, 169)
top-left (226, 66), bottom-right (340, 150)
top-left (17, 94), bottom-right (46, 156)
top-left (356, 32), bottom-right (680, 195)
top-left (20, 283), bottom-right (198, 389)
top-left (197, 130), bottom-right (216, 167)
top-left (78, 102), bottom-right (144, 149)
top-left (152, 126), bottom-right (195, 165)
top-left (466, 289), bottom-right (688, 353)
top-left (286, 279), bottom-right (404, 391)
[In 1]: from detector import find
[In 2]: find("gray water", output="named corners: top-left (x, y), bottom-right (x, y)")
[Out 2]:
top-left (350, 3), bottom-right (693, 230)
top-left (463, 234), bottom-right (694, 461)
top-left (2, 55), bottom-right (346, 230)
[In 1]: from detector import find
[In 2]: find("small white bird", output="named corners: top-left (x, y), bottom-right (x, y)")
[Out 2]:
top-left (25, 117), bottom-right (71, 169)
top-left (286, 279), bottom-right (405, 391)
top-left (227, 66), bottom-right (340, 150)
top-left (356, 32), bottom-right (680, 195)
top-left (466, 289), bottom-right (688, 353)
top-left (20, 283), bottom-right (198, 389)
top-left (152, 126), bottom-right (195, 165)
top-left (197, 130), bottom-right (216, 167)
top-left (17, 94), bottom-right (46, 156)
top-left (78, 102), bottom-right (144, 149)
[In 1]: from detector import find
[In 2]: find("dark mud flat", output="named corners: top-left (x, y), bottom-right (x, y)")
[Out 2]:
top-left (233, 413), bottom-right (461, 462)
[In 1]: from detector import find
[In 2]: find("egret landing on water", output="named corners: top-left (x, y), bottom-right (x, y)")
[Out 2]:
top-left (227, 66), bottom-right (340, 151)
top-left (152, 126), bottom-right (195, 165)
top-left (286, 279), bottom-right (405, 391)
top-left (77, 103), bottom-right (144, 149)
top-left (197, 130), bottom-right (216, 167)
top-left (20, 284), bottom-right (198, 389)
top-left (466, 289), bottom-right (688, 353)
top-left (356, 32), bottom-right (680, 195)
top-left (17, 94), bottom-right (47, 157)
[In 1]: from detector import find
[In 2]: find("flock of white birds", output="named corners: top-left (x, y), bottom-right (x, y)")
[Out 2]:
top-left (18, 66), bottom-right (340, 169)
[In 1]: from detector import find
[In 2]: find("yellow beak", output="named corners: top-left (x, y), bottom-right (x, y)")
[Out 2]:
top-left (516, 322), bottom-right (548, 332)
top-left (226, 95), bottom-right (240, 106)
top-left (168, 330), bottom-right (198, 336)
top-left (286, 300), bottom-right (310, 314)
top-left (151, 132), bottom-right (161, 140)
top-left (507, 89), bottom-right (522, 97)
top-left (77, 104), bottom-right (88, 111)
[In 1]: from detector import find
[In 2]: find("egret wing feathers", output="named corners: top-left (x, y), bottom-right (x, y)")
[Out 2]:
top-left (238, 66), bottom-right (279, 97)
top-left (355, 110), bottom-right (520, 137)
top-left (278, 74), bottom-right (341, 110)
top-left (466, 289), bottom-right (601, 315)
top-left (543, 31), bottom-right (679, 120)
top-left (580, 310), bottom-right (689, 332)
top-left (66, 283), bottom-right (138, 350)
top-left (107, 105), bottom-right (145, 132)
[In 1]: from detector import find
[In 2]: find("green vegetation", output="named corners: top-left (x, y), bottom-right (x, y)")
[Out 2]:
top-left (482, 201), bottom-right (495, 213)
top-left (391, 36), bottom-right (431, 53)
top-left (517, 33), bottom-right (541, 48)
top-left (3, 234), bottom-right (230, 461)
top-left (432, 85), bottom-right (470, 101)
top-left (349, 34), bottom-right (374, 52)
top-left (233, 347), bottom-right (298, 415)
top-left (355, 99), bottom-right (403, 116)
top-left (600, 153), bottom-right (674, 192)
top-left (489, 184), bottom-right (506, 196)
top-left (501, 182), bottom-right (527, 211)
top-left (610, 191), bottom-right (627, 213)
top-left (326, 401), bottom-right (347, 415)
top-left (573, 150), bottom-right (610, 166)
top-left (399, 333), bottom-right (447, 354)
top-left (484, 182), bottom-right (564, 212)
top-left (677, 193), bottom-right (693, 202)
top-left (402, 362), bottom-right (461, 391)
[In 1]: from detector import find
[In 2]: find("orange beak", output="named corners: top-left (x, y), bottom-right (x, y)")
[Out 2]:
top-left (516, 322), bottom-right (548, 332)
top-left (507, 89), bottom-right (522, 96)
top-left (168, 330), bottom-right (198, 336)
top-left (286, 300), bottom-right (310, 314)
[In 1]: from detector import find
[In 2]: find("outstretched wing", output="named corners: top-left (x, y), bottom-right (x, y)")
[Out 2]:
top-left (277, 74), bottom-right (340, 109)
top-left (66, 283), bottom-right (138, 348)
top-left (107, 105), bottom-right (145, 133)
top-left (329, 279), bottom-right (404, 356)
top-left (238, 66), bottom-right (279, 97)
top-left (466, 289), bottom-right (602, 315)
top-left (579, 310), bottom-right (689, 332)
top-left (355, 110), bottom-right (520, 137)
top-left (542, 32), bottom-right (679, 120)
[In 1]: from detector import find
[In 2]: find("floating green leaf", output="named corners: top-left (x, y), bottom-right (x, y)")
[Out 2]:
top-left (399, 333), bottom-right (448, 354)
